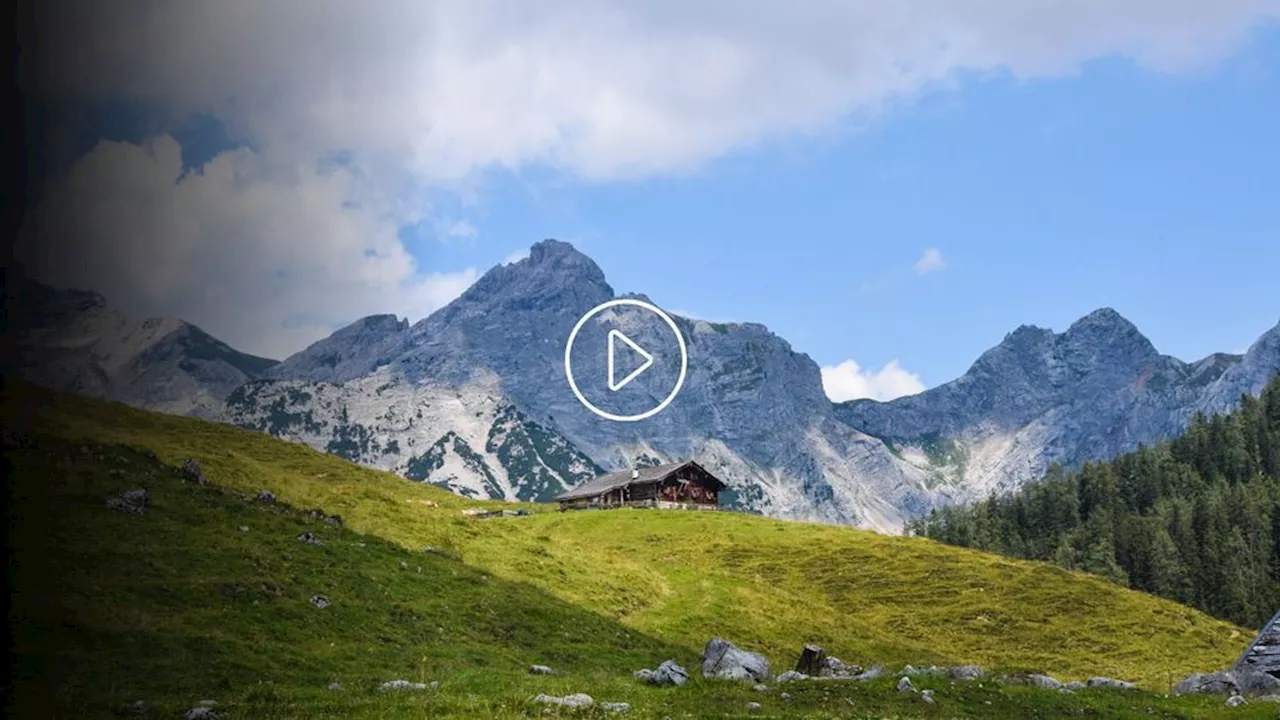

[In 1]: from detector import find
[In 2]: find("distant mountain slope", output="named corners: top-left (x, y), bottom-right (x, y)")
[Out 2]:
top-left (914, 373), bottom-right (1280, 630)
top-left (257, 240), bottom-right (937, 530)
top-left (836, 308), bottom-right (1280, 496)
top-left (7, 244), bottom-right (1278, 532)
top-left (5, 264), bottom-right (277, 418)
top-left (7, 381), bottom-right (1253, 713)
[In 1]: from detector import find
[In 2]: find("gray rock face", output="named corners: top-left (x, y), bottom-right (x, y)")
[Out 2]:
top-left (838, 309), bottom-right (1280, 499)
top-left (7, 266), bottom-right (276, 420)
top-left (263, 314), bottom-right (409, 383)
top-left (702, 637), bottom-right (771, 683)
top-left (12, 245), bottom-right (1279, 531)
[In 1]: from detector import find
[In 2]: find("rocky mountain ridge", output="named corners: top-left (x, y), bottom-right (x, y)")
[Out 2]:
top-left (7, 243), bottom-right (1278, 530)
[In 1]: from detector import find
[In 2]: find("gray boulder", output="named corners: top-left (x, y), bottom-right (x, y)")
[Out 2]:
top-left (820, 656), bottom-right (859, 678)
top-left (776, 671), bottom-right (808, 683)
top-left (1177, 669), bottom-right (1280, 696)
top-left (905, 664), bottom-right (946, 677)
top-left (1027, 674), bottom-right (1063, 690)
top-left (601, 702), bottom-right (630, 713)
top-left (1086, 677), bottom-right (1137, 691)
top-left (379, 680), bottom-right (427, 691)
top-left (1226, 694), bottom-right (1248, 707)
top-left (897, 676), bottom-right (916, 693)
top-left (310, 594), bottom-right (330, 609)
top-left (534, 693), bottom-right (593, 708)
top-left (855, 665), bottom-right (887, 681)
top-left (752, 683), bottom-right (768, 693)
top-left (182, 459), bottom-right (207, 484)
top-left (702, 637), bottom-right (771, 683)
top-left (634, 660), bottom-right (689, 687)
top-left (184, 709), bottom-right (217, 720)
top-left (107, 488), bottom-right (149, 514)
top-left (950, 665), bottom-right (985, 681)
top-left (1176, 671), bottom-right (1239, 695)
top-left (1063, 680), bottom-right (1086, 692)
top-left (746, 701), bottom-right (762, 713)
top-left (528, 665), bottom-right (554, 675)
top-left (298, 532), bottom-right (323, 546)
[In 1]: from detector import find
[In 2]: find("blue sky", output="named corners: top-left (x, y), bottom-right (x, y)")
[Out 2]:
top-left (406, 26), bottom-right (1280, 392)
top-left (27, 4), bottom-right (1280, 400)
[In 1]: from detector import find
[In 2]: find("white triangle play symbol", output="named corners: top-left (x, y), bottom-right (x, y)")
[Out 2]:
top-left (607, 329), bottom-right (654, 392)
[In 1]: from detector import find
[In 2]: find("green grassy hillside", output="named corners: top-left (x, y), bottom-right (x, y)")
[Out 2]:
top-left (4, 383), bottom-right (1269, 718)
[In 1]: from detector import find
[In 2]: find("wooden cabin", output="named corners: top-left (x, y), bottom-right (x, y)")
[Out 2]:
top-left (556, 460), bottom-right (726, 511)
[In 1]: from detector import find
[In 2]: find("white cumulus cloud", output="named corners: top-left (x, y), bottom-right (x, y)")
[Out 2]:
top-left (821, 359), bottom-right (926, 403)
top-left (913, 248), bottom-right (946, 275)
top-left (23, 0), bottom-right (1280, 355)
top-left (17, 135), bottom-right (477, 359)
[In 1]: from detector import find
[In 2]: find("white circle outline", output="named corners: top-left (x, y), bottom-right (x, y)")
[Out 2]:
top-left (564, 299), bottom-right (688, 422)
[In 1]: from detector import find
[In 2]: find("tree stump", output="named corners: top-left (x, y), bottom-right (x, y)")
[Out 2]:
top-left (796, 644), bottom-right (825, 676)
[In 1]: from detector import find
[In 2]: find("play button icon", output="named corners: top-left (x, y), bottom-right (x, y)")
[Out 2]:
top-left (607, 329), bottom-right (654, 391)
top-left (564, 298), bottom-right (688, 422)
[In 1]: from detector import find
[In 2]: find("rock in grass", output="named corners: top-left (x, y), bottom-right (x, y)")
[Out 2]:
top-left (1027, 674), bottom-right (1063, 690)
top-left (819, 655), bottom-right (858, 678)
top-left (776, 671), bottom-right (808, 683)
top-left (855, 665), bottom-right (886, 681)
top-left (780, 692), bottom-right (792, 702)
top-left (310, 594), bottom-right (330, 609)
top-left (1062, 680), bottom-right (1086, 691)
top-left (182, 459), bottom-right (207, 485)
top-left (256, 489), bottom-right (276, 503)
top-left (921, 689), bottom-right (936, 704)
top-left (1226, 694), bottom-right (1248, 707)
top-left (950, 665), bottom-right (985, 681)
top-left (107, 488), bottom-right (148, 514)
top-left (746, 701), bottom-right (762, 713)
top-left (1176, 671), bottom-right (1239, 695)
top-left (379, 680), bottom-right (427, 691)
top-left (601, 702), bottom-right (631, 713)
top-left (298, 532), bottom-right (324, 546)
top-left (534, 693), bottom-right (593, 707)
top-left (326, 682), bottom-right (342, 690)
top-left (752, 683), bottom-right (768, 692)
top-left (897, 676), bottom-right (916, 693)
top-left (528, 664), bottom-right (555, 675)
top-left (634, 660), bottom-right (689, 686)
top-left (906, 665), bottom-right (946, 677)
top-left (702, 637), bottom-right (771, 683)
top-left (184, 708), bottom-right (218, 720)
top-left (1087, 677), bottom-right (1137, 691)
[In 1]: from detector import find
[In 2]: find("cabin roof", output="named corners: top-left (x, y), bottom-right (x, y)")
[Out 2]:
top-left (555, 460), bottom-right (725, 501)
